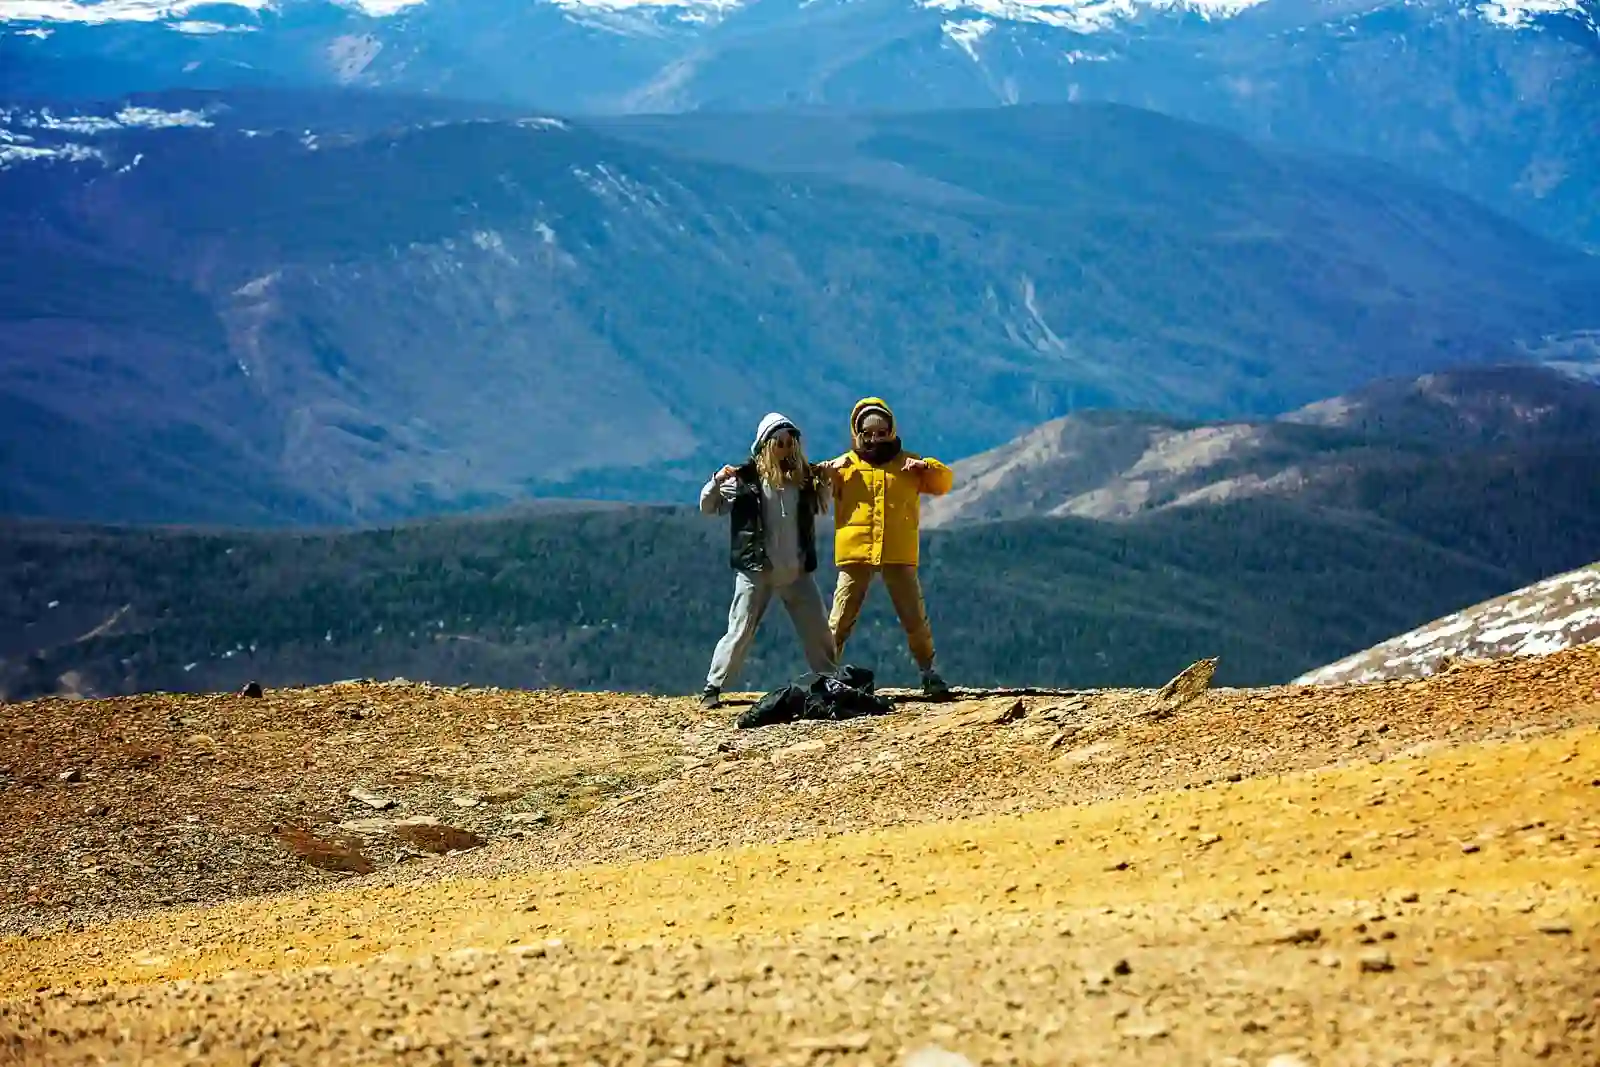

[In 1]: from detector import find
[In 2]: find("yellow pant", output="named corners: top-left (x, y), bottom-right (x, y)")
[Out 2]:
top-left (828, 563), bottom-right (936, 671)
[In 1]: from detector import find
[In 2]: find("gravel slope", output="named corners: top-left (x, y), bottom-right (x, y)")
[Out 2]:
top-left (3, 650), bottom-right (1599, 1064)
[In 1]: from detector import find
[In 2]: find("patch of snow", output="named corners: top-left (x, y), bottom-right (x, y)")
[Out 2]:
top-left (1476, 0), bottom-right (1585, 29)
top-left (0, 142), bottom-right (105, 168)
top-left (233, 270), bottom-right (280, 298)
top-left (116, 151), bottom-right (144, 173)
top-left (1295, 564), bottom-right (1600, 685)
top-left (13, 24), bottom-right (52, 34)
top-left (514, 116), bottom-right (569, 130)
top-left (918, 0), bottom-right (1267, 34)
top-left (0, 0), bottom-right (273, 25)
top-left (116, 105), bottom-right (213, 128)
top-left (36, 112), bottom-right (123, 135)
top-left (942, 17), bottom-right (994, 61)
top-left (571, 162), bottom-right (667, 213)
top-left (545, 0), bottom-right (741, 13)
top-left (171, 18), bottom-right (250, 32)
top-left (7, 105), bottom-right (213, 134)
top-left (332, 0), bottom-right (427, 13)
top-left (471, 229), bottom-right (520, 264)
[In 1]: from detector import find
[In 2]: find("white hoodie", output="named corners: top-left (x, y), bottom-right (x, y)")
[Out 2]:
top-left (698, 412), bottom-right (806, 581)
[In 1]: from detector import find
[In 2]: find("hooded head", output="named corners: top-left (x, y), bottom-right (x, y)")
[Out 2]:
top-left (850, 397), bottom-right (902, 465)
top-left (751, 412), bottom-right (798, 458)
top-left (751, 412), bottom-right (809, 489)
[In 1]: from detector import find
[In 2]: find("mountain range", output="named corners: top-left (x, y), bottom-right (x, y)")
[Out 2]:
top-left (3, 0), bottom-right (1596, 252)
top-left (923, 361), bottom-right (1600, 526)
top-left (5, 361), bottom-right (1600, 701)
top-left (3, 93), bottom-right (1596, 526)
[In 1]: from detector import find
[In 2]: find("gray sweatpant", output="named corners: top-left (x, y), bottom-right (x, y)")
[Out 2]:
top-left (706, 568), bottom-right (838, 689)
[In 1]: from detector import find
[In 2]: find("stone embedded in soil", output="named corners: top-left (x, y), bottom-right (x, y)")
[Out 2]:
top-left (504, 812), bottom-right (550, 826)
top-left (791, 1034), bottom-right (872, 1053)
top-left (1277, 927), bottom-right (1323, 946)
top-left (348, 788), bottom-right (397, 811)
top-left (904, 1048), bottom-right (976, 1067)
top-left (1359, 950), bottom-right (1395, 973)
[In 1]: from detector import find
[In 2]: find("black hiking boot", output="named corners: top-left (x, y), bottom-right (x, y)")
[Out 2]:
top-left (921, 667), bottom-right (951, 701)
top-left (699, 685), bottom-right (722, 710)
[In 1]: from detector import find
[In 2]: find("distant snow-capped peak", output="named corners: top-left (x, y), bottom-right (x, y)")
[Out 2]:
top-left (921, 0), bottom-right (1266, 34)
top-left (0, 0), bottom-right (424, 25)
top-left (1, 0), bottom-right (1588, 33)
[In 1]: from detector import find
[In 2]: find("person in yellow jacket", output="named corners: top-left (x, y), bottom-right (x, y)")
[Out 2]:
top-left (819, 397), bottom-right (955, 699)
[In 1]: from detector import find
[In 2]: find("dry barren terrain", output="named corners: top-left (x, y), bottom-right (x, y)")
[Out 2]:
top-left (3, 649), bottom-right (1599, 1065)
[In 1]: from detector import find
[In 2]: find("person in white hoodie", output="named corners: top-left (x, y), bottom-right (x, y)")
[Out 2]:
top-left (698, 413), bottom-right (838, 708)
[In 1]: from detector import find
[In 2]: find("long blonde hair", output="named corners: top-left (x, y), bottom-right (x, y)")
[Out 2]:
top-left (755, 434), bottom-right (829, 514)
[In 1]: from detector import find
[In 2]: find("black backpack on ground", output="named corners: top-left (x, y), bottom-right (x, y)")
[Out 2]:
top-left (737, 664), bottom-right (894, 729)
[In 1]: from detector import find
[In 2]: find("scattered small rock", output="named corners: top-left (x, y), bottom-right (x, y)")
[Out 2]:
top-left (1460, 843), bottom-right (1481, 855)
top-left (770, 739), bottom-right (831, 766)
top-left (58, 769), bottom-right (81, 784)
top-left (903, 1047), bottom-right (975, 1067)
top-left (1112, 958), bottom-right (1132, 976)
top-left (1536, 921), bottom-right (1573, 936)
top-left (348, 787), bottom-right (397, 811)
top-left (451, 795), bottom-right (483, 809)
top-left (504, 812), bottom-right (550, 826)
top-left (791, 1033), bottom-right (872, 1053)
top-left (239, 681), bottom-right (264, 698)
top-left (1358, 949), bottom-right (1394, 973)
top-left (1276, 926), bottom-right (1322, 946)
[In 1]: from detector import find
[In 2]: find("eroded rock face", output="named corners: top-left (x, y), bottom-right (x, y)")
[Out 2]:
top-left (1296, 564), bottom-right (1600, 686)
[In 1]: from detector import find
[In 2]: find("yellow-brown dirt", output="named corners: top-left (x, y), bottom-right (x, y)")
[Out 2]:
top-left (3, 650), bottom-right (1599, 1065)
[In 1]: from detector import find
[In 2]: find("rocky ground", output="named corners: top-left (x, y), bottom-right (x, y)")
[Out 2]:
top-left (2, 650), bottom-right (1599, 1065)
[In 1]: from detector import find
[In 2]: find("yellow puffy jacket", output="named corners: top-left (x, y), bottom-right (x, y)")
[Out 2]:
top-left (829, 397), bottom-right (955, 567)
